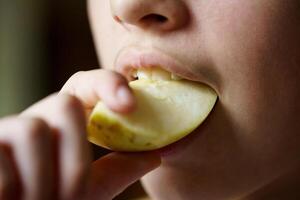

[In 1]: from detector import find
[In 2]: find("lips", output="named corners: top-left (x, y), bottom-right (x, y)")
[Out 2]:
top-left (115, 46), bottom-right (200, 81)
top-left (114, 46), bottom-right (217, 157)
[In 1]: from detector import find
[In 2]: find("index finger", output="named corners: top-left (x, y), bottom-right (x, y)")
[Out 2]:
top-left (59, 69), bottom-right (136, 115)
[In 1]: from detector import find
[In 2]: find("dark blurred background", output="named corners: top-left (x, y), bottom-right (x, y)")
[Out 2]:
top-left (0, 1), bottom-right (146, 199)
top-left (0, 0), bottom-right (97, 116)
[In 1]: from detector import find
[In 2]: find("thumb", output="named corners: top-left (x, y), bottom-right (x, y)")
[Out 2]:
top-left (86, 152), bottom-right (161, 200)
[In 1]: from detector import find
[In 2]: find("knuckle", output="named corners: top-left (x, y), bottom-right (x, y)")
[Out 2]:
top-left (57, 94), bottom-right (83, 111)
top-left (19, 118), bottom-right (50, 142)
top-left (0, 117), bottom-right (51, 143)
top-left (61, 71), bottom-right (86, 94)
top-left (54, 94), bottom-right (85, 120)
top-left (71, 71), bottom-right (85, 82)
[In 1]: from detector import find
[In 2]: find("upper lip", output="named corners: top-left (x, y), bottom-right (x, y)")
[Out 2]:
top-left (114, 46), bottom-right (200, 81)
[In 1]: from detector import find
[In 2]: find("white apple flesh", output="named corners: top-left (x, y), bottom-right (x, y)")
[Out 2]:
top-left (87, 68), bottom-right (217, 152)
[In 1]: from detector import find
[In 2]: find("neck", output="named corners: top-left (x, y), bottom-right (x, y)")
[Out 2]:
top-left (243, 164), bottom-right (300, 200)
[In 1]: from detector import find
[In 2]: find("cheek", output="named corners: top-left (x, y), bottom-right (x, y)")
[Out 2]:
top-left (88, 0), bottom-right (124, 70)
top-left (204, 1), bottom-right (275, 77)
top-left (203, 0), bottom-right (300, 161)
top-left (204, 1), bottom-right (299, 114)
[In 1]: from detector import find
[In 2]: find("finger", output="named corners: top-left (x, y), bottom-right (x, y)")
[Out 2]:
top-left (59, 69), bottom-right (136, 114)
top-left (0, 144), bottom-right (20, 200)
top-left (22, 94), bottom-right (92, 200)
top-left (86, 152), bottom-right (161, 200)
top-left (0, 116), bottom-right (54, 200)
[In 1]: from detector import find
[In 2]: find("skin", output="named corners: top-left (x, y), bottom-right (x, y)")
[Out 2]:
top-left (0, 0), bottom-right (299, 199)
top-left (0, 73), bottom-right (160, 200)
top-left (87, 0), bottom-right (300, 199)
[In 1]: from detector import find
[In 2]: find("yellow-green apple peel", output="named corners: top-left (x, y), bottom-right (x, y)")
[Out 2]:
top-left (87, 69), bottom-right (217, 151)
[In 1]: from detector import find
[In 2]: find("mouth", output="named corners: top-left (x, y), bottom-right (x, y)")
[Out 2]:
top-left (115, 46), bottom-right (201, 82)
top-left (114, 46), bottom-right (217, 157)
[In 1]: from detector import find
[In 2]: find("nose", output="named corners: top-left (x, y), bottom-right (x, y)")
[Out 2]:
top-left (110, 0), bottom-right (189, 31)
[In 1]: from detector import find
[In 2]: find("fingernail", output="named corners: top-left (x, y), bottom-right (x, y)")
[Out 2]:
top-left (116, 86), bottom-right (133, 106)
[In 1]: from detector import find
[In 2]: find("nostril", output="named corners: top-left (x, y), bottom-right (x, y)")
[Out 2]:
top-left (141, 14), bottom-right (168, 24)
top-left (111, 0), bottom-right (189, 31)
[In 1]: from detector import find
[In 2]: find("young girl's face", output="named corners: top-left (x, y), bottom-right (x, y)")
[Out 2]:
top-left (88, 0), bottom-right (300, 199)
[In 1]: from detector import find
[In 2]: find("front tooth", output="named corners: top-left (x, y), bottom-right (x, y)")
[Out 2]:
top-left (136, 68), bottom-right (179, 81)
top-left (171, 73), bottom-right (183, 80)
top-left (152, 68), bottom-right (171, 80)
top-left (137, 69), bottom-right (152, 80)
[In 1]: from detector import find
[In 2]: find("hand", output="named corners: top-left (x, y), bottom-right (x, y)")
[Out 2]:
top-left (0, 93), bottom-right (90, 200)
top-left (60, 69), bottom-right (137, 116)
top-left (0, 69), bottom-right (161, 200)
top-left (60, 69), bottom-right (161, 199)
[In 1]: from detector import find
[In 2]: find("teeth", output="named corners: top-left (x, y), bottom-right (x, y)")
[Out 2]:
top-left (134, 68), bottom-right (183, 81)
top-left (152, 68), bottom-right (171, 80)
top-left (136, 68), bottom-right (152, 80)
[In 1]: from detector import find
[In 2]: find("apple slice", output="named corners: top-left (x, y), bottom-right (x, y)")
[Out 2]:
top-left (87, 69), bottom-right (217, 152)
